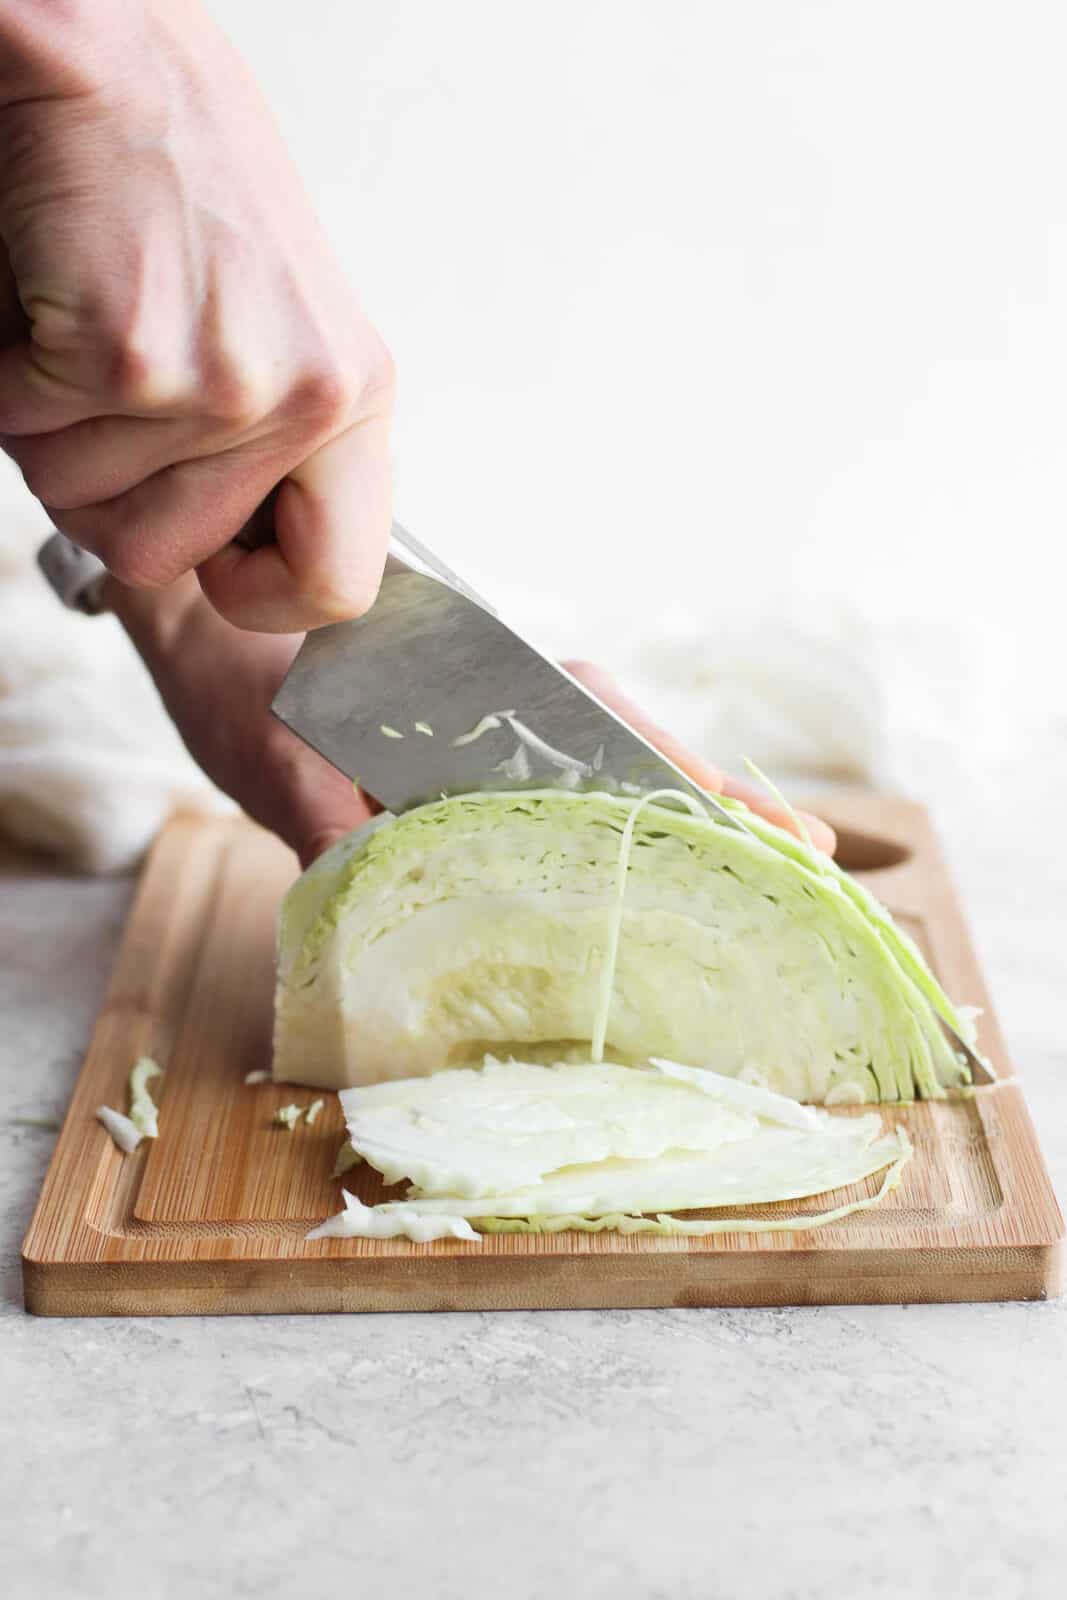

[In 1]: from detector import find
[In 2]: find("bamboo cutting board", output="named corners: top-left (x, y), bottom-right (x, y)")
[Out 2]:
top-left (22, 793), bottom-right (1063, 1315)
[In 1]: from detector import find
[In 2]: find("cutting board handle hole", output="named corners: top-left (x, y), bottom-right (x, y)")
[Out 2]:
top-left (829, 825), bottom-right (912, 873)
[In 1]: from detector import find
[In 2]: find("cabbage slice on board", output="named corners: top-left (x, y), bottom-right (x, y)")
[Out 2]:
top-left (306, 1058), bottom-right (912, 1244)
top-left (339, 1058), bottom-right (759, 1199)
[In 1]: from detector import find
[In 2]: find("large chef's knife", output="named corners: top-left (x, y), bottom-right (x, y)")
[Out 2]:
top-left (271, 521), bottom-right (740, 822)
top-left (36, 515), bottom-right (993, 1085)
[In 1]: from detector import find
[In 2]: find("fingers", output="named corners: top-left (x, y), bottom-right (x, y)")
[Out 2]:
top-left (1, 413), bottom-right (219, 510)
top-left (564, 659), bottom-right (727, 795)
top-left (49, 451), bottom-right (287, 588)
top-left (197, 413), bottom-right (393, 632)
top-left (0, 246), bottom-right (30, 348)
top-left (0, 341), bottom-right (110, 435)
top-left (719, 776), bottom-right (838, 857)
top-left (109, 571), bottom-right (376, 867)
top-left (563, 659), bottom-right (838, 856)
top-left (13, 397), bottom-right (392, 629)
top-left (255, 725), bottom-right (378, 870)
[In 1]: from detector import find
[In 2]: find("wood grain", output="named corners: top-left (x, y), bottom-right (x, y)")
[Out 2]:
top-left (21, 794), bottom-right (1064, 1316)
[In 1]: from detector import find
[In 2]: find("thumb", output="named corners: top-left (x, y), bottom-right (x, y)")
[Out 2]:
top-left (197, 413), bottom-right (394, 633)
top-left (254, 731), bottom-right (379, 870)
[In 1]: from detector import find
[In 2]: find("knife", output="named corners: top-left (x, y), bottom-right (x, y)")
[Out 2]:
top-left (37, 514), bottom-right (994, 1086)
top-left (271, 520), bottom-right (739, 822)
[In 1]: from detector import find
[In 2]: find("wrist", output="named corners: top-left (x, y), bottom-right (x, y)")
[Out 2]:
top-left (105, 571), bottom-right (204, 663)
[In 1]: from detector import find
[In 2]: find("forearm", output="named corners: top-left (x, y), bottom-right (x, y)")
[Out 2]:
top-left (102, 571), bottom-right (203, 667)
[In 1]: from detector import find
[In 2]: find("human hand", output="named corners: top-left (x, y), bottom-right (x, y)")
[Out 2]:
top-left (564, 661), bottom-right (837, 855)
top-left (108, 574), bottom-right (373, 870)
top-left (0, 0), bottom-right (393, 631)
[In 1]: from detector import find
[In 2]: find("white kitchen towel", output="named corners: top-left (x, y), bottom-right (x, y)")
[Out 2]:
top-left (0, 506), bottom-right (230, 875)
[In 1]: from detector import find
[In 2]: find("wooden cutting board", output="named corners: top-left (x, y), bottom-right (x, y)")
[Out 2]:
top-left (22, 793), bottom-right (1063, 1315)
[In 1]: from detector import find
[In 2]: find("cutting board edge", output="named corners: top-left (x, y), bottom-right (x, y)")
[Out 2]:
top-left (23, 1235), bottom-right (1065, 1317)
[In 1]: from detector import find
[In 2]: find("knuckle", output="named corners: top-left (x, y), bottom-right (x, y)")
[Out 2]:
top-left (89, 291), bottom-right (183, 411)
top-left (106, 335), bottom-right (180, 410)
top-left (286, 335), bottom-right (397, 437)
top-left (286, 361), bottom-right (357, 434)
top-left (204, 371), bottom-right (264, 430)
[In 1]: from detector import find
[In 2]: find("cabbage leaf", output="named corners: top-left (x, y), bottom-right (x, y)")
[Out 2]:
top-left (306, 1058), bottom-right (912, 1243)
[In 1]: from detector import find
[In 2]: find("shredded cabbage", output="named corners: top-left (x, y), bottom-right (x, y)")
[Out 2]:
top-left (306, 1058), bottom-right (912, 1243)
top-left (273, 1104), bottom-right (304, 1129)
top-left (743, 757), bottom-right (819, 862)
top-left (331, 1138), bottom-right (363, 1178)
top-left (96, 1105), bottom-right (143, 1154)
top-left (128, 1057), bottom-right (162, 1138)
top-left (590, 788), bottom-right (708, 1063)
top-left (452, 713), bottom-right (508, 747)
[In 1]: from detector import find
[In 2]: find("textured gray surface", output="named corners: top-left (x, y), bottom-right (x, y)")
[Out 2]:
top-left (2, 784), bottom-right (1065, 1600)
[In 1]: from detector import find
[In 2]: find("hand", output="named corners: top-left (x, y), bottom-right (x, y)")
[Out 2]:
top-left (564, 661), bottom-right (837, 855)
top-left (109, 575), bottom-right (373, 870)
top-left (0, 0), bottom-right (393, 631)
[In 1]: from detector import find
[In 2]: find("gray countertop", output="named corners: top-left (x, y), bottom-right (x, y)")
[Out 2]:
top-left (2, 784), bottom-right (1065, 1600)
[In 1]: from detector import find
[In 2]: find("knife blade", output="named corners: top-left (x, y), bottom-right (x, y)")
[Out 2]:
top-left (271, 521), bottom-right (740, 824)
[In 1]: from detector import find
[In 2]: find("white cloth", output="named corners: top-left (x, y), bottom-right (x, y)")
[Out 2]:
top-left (496, 588), bottom-right (1063, 815)
top-left (0, 504), bottom-right (229, 875)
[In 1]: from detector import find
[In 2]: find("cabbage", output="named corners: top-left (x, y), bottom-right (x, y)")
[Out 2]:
top-left (305, 1058), bottom-right (912, 1242)
top-left (331, 1138), bottom-right (363, 1178)
top-left (128, 1057), bottom-right (162, 1138)
top-left (96, 1057), bottom-right (163, 1152)
top-left (275, 789), bottom-right (972, 1102)
top-left (96, 1105), bottom-right (144, 1153)
top-left (339, 1056), bottom-right (759, 1199)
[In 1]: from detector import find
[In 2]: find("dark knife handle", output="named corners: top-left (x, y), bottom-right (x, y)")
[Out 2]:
top-left (232, 486), bottom-right (281, 552)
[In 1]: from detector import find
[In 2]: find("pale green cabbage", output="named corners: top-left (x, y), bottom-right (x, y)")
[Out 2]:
top-left (305, 1058), bottom-right (912, 1243)
top-left (128, 1056), bottom-right (162, 1138)
top-left (275, 789), bottom-right (973, 1101)
top-left (339, 1056), bottom-right (760, 1199)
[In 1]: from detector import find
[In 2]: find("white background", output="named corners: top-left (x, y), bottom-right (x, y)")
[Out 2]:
top-left (202, 0), bottom-right (1065, 785)
top-left (3, 0), bottom-right (1065, 868)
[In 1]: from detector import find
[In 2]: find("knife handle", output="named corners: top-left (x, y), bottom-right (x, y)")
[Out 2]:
top-left (232, 487), bottom-right (281, 553)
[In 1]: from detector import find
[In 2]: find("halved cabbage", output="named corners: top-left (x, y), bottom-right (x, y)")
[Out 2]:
top-left (275, 789), bottom-right (973, 1102)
